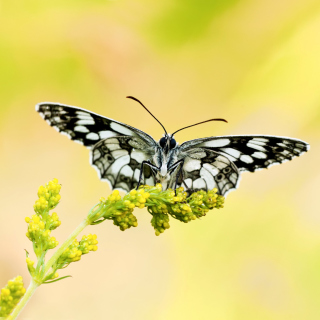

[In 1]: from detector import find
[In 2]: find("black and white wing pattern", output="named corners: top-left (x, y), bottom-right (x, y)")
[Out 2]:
top-left (178, 135), bottom-right (309, 196)
top-left (36, 102), bottom-right (156, 147)
top-left (174, 148), bottom-right (240, 196)
top-left (36, 102), bottom-right (157, 192)
top-left (91, 136), bottom-right (155, 191)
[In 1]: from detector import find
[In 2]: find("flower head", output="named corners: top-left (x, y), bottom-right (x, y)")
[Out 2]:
top-left (55, 234), bottom-right (98, 269)
top-left (0, 276), bottom-right (26, 317)
top-left (25, 179), bottom-right (62, 259)
top-left (89, 184), bottom-right (225, 236)
top-left (34, 178), bottom-right (61, 214)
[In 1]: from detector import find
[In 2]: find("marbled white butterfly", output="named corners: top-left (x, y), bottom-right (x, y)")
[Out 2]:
top-left (36, 97), bottom-right (309, 196)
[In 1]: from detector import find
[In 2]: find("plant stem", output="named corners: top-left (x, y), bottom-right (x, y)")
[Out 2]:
top-left (9, 279), bottom-right (39, 320)
top-left (8, 218), bottom-right (90, 319)
top-left (44, 218), bottom-right (89, 275)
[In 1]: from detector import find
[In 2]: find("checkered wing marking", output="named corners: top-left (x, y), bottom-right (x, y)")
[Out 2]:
top-left (180, 135), bottom-right (309, 172)
top-left (91, 137), bottom-right (156, 192)
top-left (175, 149), bottom-right (240, 196)
top-left (36, 102), bottom-right (156, 148)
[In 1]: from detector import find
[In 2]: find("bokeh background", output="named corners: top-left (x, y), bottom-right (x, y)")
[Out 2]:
top-left (0, 1), bottom-right (319, 319)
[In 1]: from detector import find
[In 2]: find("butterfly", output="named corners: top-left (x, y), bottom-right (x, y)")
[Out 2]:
top-left (36, 97), bottom-right (309, 196)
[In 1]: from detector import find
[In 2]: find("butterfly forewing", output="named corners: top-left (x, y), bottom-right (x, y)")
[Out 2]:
top-left (36, 103), bottom-right (156, 147)
top-left (36, 102), bottom-right (158, 192)
top-left (180, 135), bottom-right (309, 172)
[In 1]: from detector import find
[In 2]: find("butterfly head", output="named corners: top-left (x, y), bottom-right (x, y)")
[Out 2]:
top-left (159, 134), bottom-right (177, 151)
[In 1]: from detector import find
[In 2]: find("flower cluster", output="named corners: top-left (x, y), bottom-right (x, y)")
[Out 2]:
top-left (25, 179), bottom-right (62, 258)
top-left (25, 179), bottom-right (99, 285)
top-left (151, 213), bottom-right (170, 236)
top-left (34, 178), bottom-right (61, 213)
top-left (89, 189), bottom-right (150, 231)
top-left (188, 189), bottom-right (224, 218)
top-left (55, 234), bottom-right (98, 270)
top-left (91, 184), bottom-right (225, 236)
top-left (0, 179), bottom-right (226, 319)
top-left (0, 276), bottom-right (26, 317)
top-left (25, 214), bottom-right (59, 256)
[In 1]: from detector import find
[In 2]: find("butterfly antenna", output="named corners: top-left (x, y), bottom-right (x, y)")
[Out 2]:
top-left (172, 118), bottom-right (228, 136)
top-left (126, 96), bottom-right (168, 135)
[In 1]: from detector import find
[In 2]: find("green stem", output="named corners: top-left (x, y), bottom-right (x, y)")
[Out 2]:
top-left (9, 279), bottom-right (39, 320)
top-left (8, 218), bottom-right (90, 320)
top-left (43, 218), bottom-right (89, 275)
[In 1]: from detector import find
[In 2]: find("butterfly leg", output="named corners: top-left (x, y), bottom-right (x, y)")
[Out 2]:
top-left (168, 159), bottom-right (185, 194)
top-left (136, 161), bottom-right (159, 190)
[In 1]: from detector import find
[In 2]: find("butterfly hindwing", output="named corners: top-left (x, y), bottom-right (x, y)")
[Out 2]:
top-left (171, 148), bottom-right (240, 196)
top-left (36, 102), bottom-right (156, 148)
top-left (91, 136), bottom-right (156, 192)
top-left (180, 135), bottom-right (309, 173)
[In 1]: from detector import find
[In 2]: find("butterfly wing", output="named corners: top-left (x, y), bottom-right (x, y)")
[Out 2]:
top-left (180, 135), bottom-right (309, 172)
top-left (172, 148), bottom-right (240, 196)
top-left (178, 135), bottom-right (309, 195)
top-left (36, 102), bottom-right (158, 192)
top-left (36, 102), bottom-right (156, 147)
top-left (91, 136), bottom-right (156, 192)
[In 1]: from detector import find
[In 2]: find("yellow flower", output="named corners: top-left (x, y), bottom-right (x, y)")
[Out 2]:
top-left (0, 276), bottom-right (26, 317)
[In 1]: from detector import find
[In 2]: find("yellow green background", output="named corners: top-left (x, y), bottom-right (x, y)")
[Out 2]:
top-left (0, 1), bottom-right (319, 319)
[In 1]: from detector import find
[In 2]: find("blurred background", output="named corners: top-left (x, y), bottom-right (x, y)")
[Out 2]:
top-left (0, 0), bottom-right (319, 319)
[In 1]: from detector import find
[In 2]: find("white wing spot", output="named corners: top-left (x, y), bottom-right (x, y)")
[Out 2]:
top-left (247, 142), bottom-right (266, 151)
top-left (295, 143), bottom-right (305, 148)
top-left (106, 143), bottom-right (121, 151)
top-left (76, 114), bottom-right (93, 120)
top-left (86, 133), bottom-right (99, 140)
top-left (145, 177), bottom-right (154, 185)
top-left (107, 155), bottom-right (130, 177)
top-left (250, 141), bottom-right (266, 146)
top-left (230, 172), bottom-right (238, 184)
top-left (134, 169), bottom-right (140, 182)
top-left (110, 122), bottom-right (134, 136)
top-left (200, 167), bottom-right (216, 190)
top-left (76, 111), bottom-right (92, 116)
top-left (74, 125), bottom-right (89, 133)
top-left (92, 149), bottom-right (101, 161)
top-left (189, 151), bottom-right (206, 159)
top-left (99, 131), bottom-right (118, 139)
top-left (220, 148), bottom-right (241, 158)
top-left (193, 178), bottom-right (206, 189)
top-left (252, 137), bottom-right (268, 142)
top-left (76, 119), bottom-right (95, 125)
top-left (104, 138), bottom-right (119, 144)
top-left (184, 158), bottom-right (201, 172)
top-left (203, 163), bottom-right (219, 176)
top-left (184, 178), bottom-right (193, 188)
top-left (201, 139), bottom-right (230, 148)
top-left (212, 156), bottom-right (229, 169)
top-left (240, 155), bottom-right (254, 163)
top-left (111, 149), bottom-right (129, 159)
top-left (131, 150), bottom-right (148, 163)
top-left (119, 165), bottom-right (133, 178)
top-left (252, 151), bottom-right (267, 159)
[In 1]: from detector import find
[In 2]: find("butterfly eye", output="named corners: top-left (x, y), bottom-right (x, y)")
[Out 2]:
top-left (159, 137), bottom-right (166, 148)
top-left (170, 138), bottom-right (176, 149)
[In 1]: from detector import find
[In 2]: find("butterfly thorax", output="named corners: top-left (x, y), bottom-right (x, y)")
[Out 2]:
top-left (153, 143), bottom-right (180, 189)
